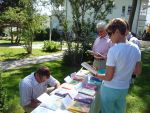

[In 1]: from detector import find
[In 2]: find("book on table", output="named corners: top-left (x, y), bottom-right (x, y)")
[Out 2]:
top-left (55, 88), bottom-right (70, 97)
top-left (88, 76), bottom-right (102, 85)
top-left (37, 93), bottom-right (63, 111)
top-left (83, 83), bottom-right (97, 90)
top-left (71, 74), bottom-right (85, 81)
top-left (60, 83), bottom-right (75, 90)
top-left (74, 93), bottom-right (94, 104)
top-left (79, 88), bottom-right (95, 97)
top-left (76, 68), bottom-right (89, 77)
top-left (69, 79), bottom-right (80, 85)
top-left (67, 100), bottom-right (90, 113)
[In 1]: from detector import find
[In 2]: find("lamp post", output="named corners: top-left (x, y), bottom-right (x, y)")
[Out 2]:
top-left (49, 15), bottom-right (52, 41)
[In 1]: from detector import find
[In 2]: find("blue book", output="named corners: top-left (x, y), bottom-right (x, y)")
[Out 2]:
top-left (97, 69), bottom-right (106, 75)
top-left (88, 76), bottom-right (102, 85)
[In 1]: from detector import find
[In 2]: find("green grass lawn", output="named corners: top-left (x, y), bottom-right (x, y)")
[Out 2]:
top-left (126, 51), bottom-right (150, 113)
top-left (2, 60), bottom-right (80, 113)
top-left (0, 47), bottom-right (62, 61)
top-left (1, 51), bottom-right (150, 113)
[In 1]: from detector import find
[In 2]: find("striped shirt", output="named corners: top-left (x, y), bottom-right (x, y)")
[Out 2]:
top-left (19, 72), bottom-right (58, 106)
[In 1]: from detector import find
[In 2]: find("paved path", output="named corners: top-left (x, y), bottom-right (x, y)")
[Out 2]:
top-left (0, 52), bottom-right (63, 70)
top-left (0, 45), bottom-right (150, 71)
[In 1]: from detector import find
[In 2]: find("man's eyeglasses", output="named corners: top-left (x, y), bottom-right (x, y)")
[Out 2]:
top-left (107, 31), bottom-right (112, 37)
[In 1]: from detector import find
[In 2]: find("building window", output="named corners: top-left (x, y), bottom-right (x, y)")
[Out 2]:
top-left (122, 6), bottom-right (125, 16)
top-left (108, 7), bottom-right (112, 14)
top-left (128, 6), bottom-right (132, 15)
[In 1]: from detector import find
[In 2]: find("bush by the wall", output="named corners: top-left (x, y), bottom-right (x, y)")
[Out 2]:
top-left (42, 41), bottom-right (61, 52)
top-left (63, 49), bottom-right (93, 66)
top-left (34, 28), bottom-right (62, 41)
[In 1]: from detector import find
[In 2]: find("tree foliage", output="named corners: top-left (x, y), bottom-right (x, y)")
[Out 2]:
top-left (0, 0), bottom-right (46, 53)
top-left (0, 69), bottom-right (8, 113)
top-left (63, 0), bottom-right (114, 66)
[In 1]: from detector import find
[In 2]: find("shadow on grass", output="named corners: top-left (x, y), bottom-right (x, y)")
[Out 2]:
top-left (128, 51), bottom-right (150, 113)
top-left (0, 43), bottom-right (21, 47)
top-left (2, 53), bottom-right (30, 61)
top-left (2, 60), bottom-right (80, 99)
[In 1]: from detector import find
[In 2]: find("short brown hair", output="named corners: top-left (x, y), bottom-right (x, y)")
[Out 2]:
top-left (123, 19), bottom-right (130, 31)
top-left (36, 66), bottom-right (50, 78)
top-left (106, 18), bottom-right (127, 35)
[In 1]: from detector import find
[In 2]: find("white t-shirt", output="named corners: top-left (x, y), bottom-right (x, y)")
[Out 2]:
top-left (19, 72), bottom-right (58, 106)
top-left (103, 42), bottom-right (141, 89)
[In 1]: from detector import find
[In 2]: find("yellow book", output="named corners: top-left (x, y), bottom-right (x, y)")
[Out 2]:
top-left (67, 101), bottom-right (90, 113)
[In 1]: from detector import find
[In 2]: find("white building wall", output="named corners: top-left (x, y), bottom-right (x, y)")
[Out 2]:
top-left (52, 0), bottom-right (148, 35)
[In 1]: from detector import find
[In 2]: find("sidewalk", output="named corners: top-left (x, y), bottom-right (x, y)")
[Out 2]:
top-left (0, 52), bottom-right (63, 70)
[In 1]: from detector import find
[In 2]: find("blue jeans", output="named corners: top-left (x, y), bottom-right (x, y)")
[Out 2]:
top-left (100, 85), bottom-right (128, 113)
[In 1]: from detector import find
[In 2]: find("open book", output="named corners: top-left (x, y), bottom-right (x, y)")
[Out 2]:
top-left (87, 50), bottom-right (105, 58)
top-left (81, 62), bottom-right (97, 75)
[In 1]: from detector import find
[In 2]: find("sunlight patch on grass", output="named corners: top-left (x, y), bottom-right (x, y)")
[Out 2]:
top-left (127, 95), bottom-right (146, 113)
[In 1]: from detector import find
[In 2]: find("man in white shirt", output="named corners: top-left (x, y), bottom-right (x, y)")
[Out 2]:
top-left (92, 21), bottom-right (113, 70)
top-left (19, 66), bottom-right (60, 113)
top-left (95, 18), bottom-right (141, 113)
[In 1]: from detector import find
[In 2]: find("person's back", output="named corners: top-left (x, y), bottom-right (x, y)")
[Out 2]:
top-left (103, 42), bottom-right (141, 89)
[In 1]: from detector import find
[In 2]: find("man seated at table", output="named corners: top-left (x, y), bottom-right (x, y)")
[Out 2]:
top-left (19, 66), bottom-right (60, 113)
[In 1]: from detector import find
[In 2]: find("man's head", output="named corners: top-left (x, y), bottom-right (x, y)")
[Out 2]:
top-left (106, 18), bottom-right (127, 43)
top-left (35, 66), bottom-right (51, 83)
top-left (96, 21), bottom-right (107, 38)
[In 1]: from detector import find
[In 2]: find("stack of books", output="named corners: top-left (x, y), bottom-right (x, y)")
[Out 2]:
top-left (88, 76), bottom-right (102, 86)
top-left (74, 93), bottom-right (93, 104)
top-left (71, 75), bottom-right (85, 81)
top-left (79, 88), bottom-right (95, 97)
top-left (55, 88), bottom-right (70, 97)
top-left (60, 83), bottom-right (75, 90)
top-left (83, 83), bottom-right (97, 91)
top-left (67, 101), bottom-right (90, 113)
top-left (69, 80), bottom-right (80, 85)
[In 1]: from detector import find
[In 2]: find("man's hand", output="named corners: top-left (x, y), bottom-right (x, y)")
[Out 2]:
top-left (27, 99), bottom-right (41, 108)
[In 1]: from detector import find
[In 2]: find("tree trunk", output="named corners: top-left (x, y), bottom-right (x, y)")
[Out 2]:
top-left (15, 26), bottom-right (20, 45)
top-left (10, 26), bottom-right (14, 44)
top-left (128, 0), bottom-right (138, 31)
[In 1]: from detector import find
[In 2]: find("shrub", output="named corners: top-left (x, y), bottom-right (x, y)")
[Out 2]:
top-left (34, 28), bottom-right (61, 41)
top-left (0, 70), bottom-right (8, 113)
top-left (63, 49), bottom-right (93, 66)
top-left (42, 41), bottom-right (61, 52)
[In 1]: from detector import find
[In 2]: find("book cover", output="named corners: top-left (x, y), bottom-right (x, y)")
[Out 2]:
top-left (88, 76), bottom-right (102, 85)
top-left (76, 69), bottom-right (89, 77)
top-left (79, 88), bottom-right (95, 96)
top-left (83, 83), bottom-right (97, 90)
top-left (55, 88), bottom-right (70, 97)
top-left (97, 69), bottom-right (106, 75)
top-left (81, 62), bottom-right (97, 75)
top-left (74, 93), bottom-right (93, 104)
top-left (71, 75), bottom-right (84, 81)
top-left (69, 80), bottom-right (80, 85)
top-left (60, 83), bottom-right (75, 90)
top-left (67, 101), bottom-right (90, 113)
